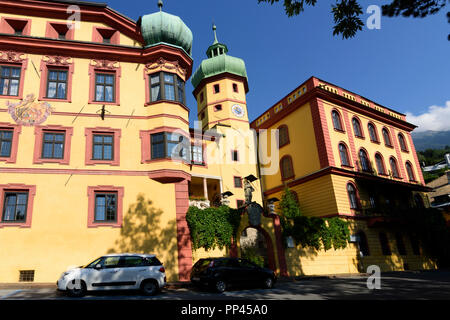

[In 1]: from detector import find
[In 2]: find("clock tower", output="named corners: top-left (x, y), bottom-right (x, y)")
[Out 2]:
top-left (192, 25), bottom-right (250, 131)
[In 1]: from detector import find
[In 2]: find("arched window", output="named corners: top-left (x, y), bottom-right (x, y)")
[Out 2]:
top-left (339, 143), bottom-right (350, 167)
top-left (379, 232), bottom-right (391, 255)
top-left (398, 133), bottom-right (408, 152)
top-left (405, 162), bottom-right (415, 181)
top-left (352, 117), bottom-right (364, 138)
top-left (368, 123), bottom-right (378, 142)
top-left (278, 125), bottom-right (289, 148)
top-left (332, 110), bottom-right (343, 131)
top-left (280, 156), bottom-right (294, 180)
top-left (390, 157), bottom-right (400, 178)
top-left (375, 153), bottom-right (386, 175)
top-left (347, 183), bottom-right (360, 209)
top-left (382, 128), bottom-right (392, 147)
top-left (359, 149), bottom-right (371, 172)
top-left (357, 231), bottom-right (370, 257)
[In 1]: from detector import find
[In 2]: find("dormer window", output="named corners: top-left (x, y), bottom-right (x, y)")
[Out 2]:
top-left (0, 18), bottom-right (30, 36)
top-left (93, 27), bottom-right (119, 45)
top-left (46, 22), bottom-right (74, 41)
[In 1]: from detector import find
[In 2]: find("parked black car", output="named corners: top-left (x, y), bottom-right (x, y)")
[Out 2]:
top-left (190, 257), bottom-right (276, 293)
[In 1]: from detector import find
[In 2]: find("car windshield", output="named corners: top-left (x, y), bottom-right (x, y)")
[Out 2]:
top-left (84, 257), bottom-right (103, 268)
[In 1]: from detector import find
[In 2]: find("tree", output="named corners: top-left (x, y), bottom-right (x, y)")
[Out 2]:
top-left (258, 0), bottom-right (449, 39)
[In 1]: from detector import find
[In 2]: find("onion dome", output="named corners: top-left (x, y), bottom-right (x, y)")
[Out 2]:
top-left (191, 24), bottom-right (248, 92)
top-left (138, 1), bottom-right (193, 56)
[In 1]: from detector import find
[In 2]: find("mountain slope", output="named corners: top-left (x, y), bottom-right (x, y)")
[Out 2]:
top-left (411, 131), bottom-right (450, 151)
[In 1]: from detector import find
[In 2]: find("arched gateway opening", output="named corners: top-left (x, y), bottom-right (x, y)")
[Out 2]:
top-left (239, 226), bottom-right (276, 271)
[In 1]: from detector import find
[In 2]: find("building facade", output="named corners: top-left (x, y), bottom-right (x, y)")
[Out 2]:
top-left (251, 77), bottom-right (436, 275)
top-left (0, 0), bottom-right (436, 284)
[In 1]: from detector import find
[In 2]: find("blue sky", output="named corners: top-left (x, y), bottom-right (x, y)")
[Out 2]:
top-left (106, 0), bottom-right (450, 131)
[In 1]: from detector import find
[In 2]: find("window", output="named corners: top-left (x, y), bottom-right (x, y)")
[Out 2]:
top-left (2, 191), bottom-right (28, 222)
top-left (339, 143), bottom-right (350, 167)
top-left (87, 186), bottom-right (123, 228)
top-left (92, 134), bottom-right (114, 161)
top-left (93, 27), bottom-right (119, 45)
top-left (352, 118), bottom-right (363, 138)
top-left (390, 157), bottom-right (400, 178)
top-left (379, 232), bottom-right (391, 255)
top-left (233, 83), bottom-right (238, 93)
top-left (0, 129), bottom-right (13, 158)
top-left (405, 162), bottom-right (415, 181)
top-left (191, 144), bottom-right (204, 165)
top-left (347, 183), bottom-right (360, 209)
top-left (0, 18), bottom-right (30, 36)
top-left (357, 231), bottom-right (370, 257)
top-left (42, 132), bottom-right (65, 159)
top-left (359, 149), bottom-right (371, 172)
top-left (94, 192), bottom-right (117, 222)
top-left (368, 123), bottom-right (378, 142)
top-left (382, 128), bottom-right (392, 147)
top-left (95, 73), bottom-right (115, 102)
top-left (46, 69), bottom-right (68, 99)
top-left (232, 150), bottom-right (239, 162)
top-left (148, 72), bottom-right (185, 105)
top-left (214, 104), bottom-right (222, 112)
top-left (280, 156), bottom-right (294, 180)
top-left (375, 153), bottom-right (386, 175)
top-left (332, 110), bottom-right (343, 131)
top-left (234, 176), bottom-right (243, 188)
top-left (395, 232), bottom-right (407, 255)
top-left (151, 132), bottom-right (188, 161)
top-left (278, 125), bottom-right (289, 148)
top-left (0, 66), bottom-right (21, 96)
top-left (46, 22), bottom-right (74, 40)
top-left (213, 84), bottom-right (220, 94)
top-left (398, 133), bottom-right (408, 152)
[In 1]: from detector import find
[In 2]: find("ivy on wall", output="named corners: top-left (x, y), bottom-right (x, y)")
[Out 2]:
top-left (279, 188), bottom-right (350, 251)
top-left (186, 205), bottom-right (241, 251)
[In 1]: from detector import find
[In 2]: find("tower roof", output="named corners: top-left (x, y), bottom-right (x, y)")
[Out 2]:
top-left (138, 1), bottom-right (193, 56)
top-left (192, 24), bottom-right (248, 91)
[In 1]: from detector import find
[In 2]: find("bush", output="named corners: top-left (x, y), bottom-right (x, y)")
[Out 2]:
top-left (241, 247), bottom-right (265, 267)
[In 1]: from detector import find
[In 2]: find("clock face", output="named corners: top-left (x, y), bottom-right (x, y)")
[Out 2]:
top-left (231, 104), bottom-right (245, 118)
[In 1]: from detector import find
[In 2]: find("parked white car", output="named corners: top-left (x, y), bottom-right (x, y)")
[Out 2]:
top-left (57, 253), bottom-right (166, 297)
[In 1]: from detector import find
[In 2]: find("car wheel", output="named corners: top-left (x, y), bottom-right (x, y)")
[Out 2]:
top-left (66, 280), bottom-right (87, 298)
top-left (140, 279), bottom-right (159, 296)
top-left (215, 280), bottom-right (227, 293)
top-left (263, 277), bottom-right (274, 289)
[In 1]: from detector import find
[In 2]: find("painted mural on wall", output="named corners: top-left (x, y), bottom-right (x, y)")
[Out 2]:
top-left (7, 94), bottom-right (53, 126)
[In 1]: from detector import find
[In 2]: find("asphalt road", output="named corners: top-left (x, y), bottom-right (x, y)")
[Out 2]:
top-left (1, 271), bottom-right (450, 300)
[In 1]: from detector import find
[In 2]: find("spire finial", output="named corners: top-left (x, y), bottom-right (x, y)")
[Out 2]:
top-left (212, 23), bottom-right (218, 44)
top-left (158, 0), bottom-right (163, 11)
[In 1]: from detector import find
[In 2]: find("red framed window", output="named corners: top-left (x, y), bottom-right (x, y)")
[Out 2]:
top-left (45, 22), bottom-right (75, 40)
top-left (85, 127), bottom-right (121, 166)
top-left (92, 27), bottom-right (120, 45)
top-left (87, 186), bottom-right (124, 228)
top-left (234, 176), bottom-right (243, 188)
top-left (278, 125), bottom-right (290, 148)
top-left (368, 122), bottom-right (379, 143)
top-left (382, 128), bottom-right (393, 147)
top-left (88, 62), bottom-right (121, 106)
top-left (352, 117), bottom-right (364, 138)
top-left (0, 17), bottom-right (31, 36)
top-left (405, 161), bottom-right (416, 182)
top-left (339, 143), bottom-right (351, 167)
top-left (389, 157), bottom-right (401, 178)
top-left (358, 149), bottom-right (371, 172)
top-left (332, 110), bottom-right (344, 132)
top-left (398, 133), bottom-right (409, 152)
top-left (0, 184), bottom-right (36, 229)
top-left (0, 123), bottom-right (21, 164)
top-left (33, 125), bottom-right (73, 165)
top-left (375, 153), bottom-right (387, 175)
top-left (347, 182), bottom-right (360, 210)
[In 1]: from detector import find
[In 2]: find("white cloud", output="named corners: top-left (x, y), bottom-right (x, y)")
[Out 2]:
top-left (406, 101), bottom-right (450, 132)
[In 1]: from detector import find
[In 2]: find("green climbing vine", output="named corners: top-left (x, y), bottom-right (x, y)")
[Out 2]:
top-left (279, 187), bottom-right (350, 251)
top-left (186, 205), bottom-right (241, 251)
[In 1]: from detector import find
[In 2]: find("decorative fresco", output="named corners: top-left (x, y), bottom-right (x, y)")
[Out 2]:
top-left (7, 93), bottom-right (53, 126)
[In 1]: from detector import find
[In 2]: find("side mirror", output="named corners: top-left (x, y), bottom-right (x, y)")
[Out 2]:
top-left (94, 264), bottom-right (102, 270)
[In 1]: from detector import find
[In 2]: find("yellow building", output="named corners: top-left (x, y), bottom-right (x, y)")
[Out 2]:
top-left (251, 77), bottom-right (436, 276)
top-left (0, 0), bottom-right (275, 283)
top-left (0, 0), bottom-right (437, 284)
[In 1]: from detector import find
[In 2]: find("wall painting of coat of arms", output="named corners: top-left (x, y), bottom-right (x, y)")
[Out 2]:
top-left (7, 94), bottom-right (53, 126)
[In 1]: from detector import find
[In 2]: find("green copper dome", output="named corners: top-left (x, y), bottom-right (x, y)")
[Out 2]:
top-left (191, 25), bottom-right (248, 91)
top-left (139, 2), bottom-right (193, 56)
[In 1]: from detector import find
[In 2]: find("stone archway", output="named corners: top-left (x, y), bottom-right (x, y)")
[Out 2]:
top-left (239, 226), bottom-right (276, 271)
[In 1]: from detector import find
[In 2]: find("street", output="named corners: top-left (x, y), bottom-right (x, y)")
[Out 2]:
top-left (1, 270), bottom-right (450, 300)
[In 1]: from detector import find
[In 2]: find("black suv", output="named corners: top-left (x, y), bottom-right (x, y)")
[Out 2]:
top-left (190, 257), bottom-right (276, 293)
